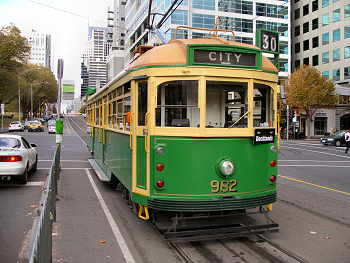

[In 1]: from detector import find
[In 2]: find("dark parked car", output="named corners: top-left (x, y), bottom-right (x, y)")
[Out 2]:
top-left (320, 131), bottom-right (346, 147)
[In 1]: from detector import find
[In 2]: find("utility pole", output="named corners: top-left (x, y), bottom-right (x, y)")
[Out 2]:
top-left (56, 59), bottom-right (64, 144)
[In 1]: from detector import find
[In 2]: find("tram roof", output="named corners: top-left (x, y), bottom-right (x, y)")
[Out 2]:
top-left (127, 37), bottom-right (278, 73)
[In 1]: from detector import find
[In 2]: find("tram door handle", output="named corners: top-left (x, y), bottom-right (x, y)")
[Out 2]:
top-left (145, 112), bottom-right (149, 152)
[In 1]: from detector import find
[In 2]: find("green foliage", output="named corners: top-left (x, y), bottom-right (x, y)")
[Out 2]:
top-left (282, 65), bottom-right (339, 138)
top-left (0, 26), bottom-right (58, 119)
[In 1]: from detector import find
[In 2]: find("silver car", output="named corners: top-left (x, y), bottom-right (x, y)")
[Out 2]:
top-left (0, 135), bottom-right (38, 184)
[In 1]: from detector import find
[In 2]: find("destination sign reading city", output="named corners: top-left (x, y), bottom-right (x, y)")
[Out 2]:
top-left (193, 50), bottom-right (256, 67)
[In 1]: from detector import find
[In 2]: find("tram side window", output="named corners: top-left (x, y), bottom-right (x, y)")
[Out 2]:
top-left (253, 84), bottom-right (274, 127)
top-left (156, 80), bottom-right (199, 127)
top-left (138, 81), bottom-right (148, 126)
top-left (206, 81), bottom-right (248, 128)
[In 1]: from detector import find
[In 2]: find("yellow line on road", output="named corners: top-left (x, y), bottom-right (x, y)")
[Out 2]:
top-left (65, 117), bottom-right (70, 134)
top-left (278, 175), bottom-right (350, 196)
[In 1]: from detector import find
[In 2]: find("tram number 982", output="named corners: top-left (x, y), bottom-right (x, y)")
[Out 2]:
top-left (211, 180), bottom-right (237, 193)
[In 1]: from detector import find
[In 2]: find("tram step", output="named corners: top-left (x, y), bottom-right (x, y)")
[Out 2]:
top-left (89, 159), bottom-right (110, 182)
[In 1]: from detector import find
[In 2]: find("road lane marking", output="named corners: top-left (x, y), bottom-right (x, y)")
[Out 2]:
top-left (85, 168), bottom-right (135, 263)
top-left (280, 145), bottom-right (350, 159)
top-left (0, 182), bottom-right (44, 187)
top-left (278, 175), bottom-right (350, 196)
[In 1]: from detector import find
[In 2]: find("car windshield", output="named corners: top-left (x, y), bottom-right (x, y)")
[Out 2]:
top-left (334, 131), bottom-right (345, 136)
top-left (10, 122), bottom-right (20, 125)
top-left (0, 137), bottom-right (21, 148)
top-left (31, 121), bottom-right (40, 124)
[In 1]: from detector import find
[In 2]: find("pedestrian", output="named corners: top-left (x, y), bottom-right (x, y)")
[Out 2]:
top-left (345, 130), bottom-right (350, 153)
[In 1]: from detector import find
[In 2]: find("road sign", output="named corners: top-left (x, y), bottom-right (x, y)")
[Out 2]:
top-left (1, 104), bottom-right (4, 115)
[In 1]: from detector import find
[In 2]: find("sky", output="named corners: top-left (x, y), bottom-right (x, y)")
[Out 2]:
top-left (0, 0), bottom-right (113, 98)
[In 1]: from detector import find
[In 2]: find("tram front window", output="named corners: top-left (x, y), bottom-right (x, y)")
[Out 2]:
top-left (156, 80), bottom-right (199, 127)
top-left (206, 81), bottom-right (248, 128)
top-left (253, 83), bottom-right (274, 127)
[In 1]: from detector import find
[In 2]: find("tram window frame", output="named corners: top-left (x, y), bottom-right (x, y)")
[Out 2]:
top-left (155, 80), bottom-right (199, 128)
top-left (253, 83), bottom-right (274, 127)
top-left (206, 81), bottom-right (248, 128)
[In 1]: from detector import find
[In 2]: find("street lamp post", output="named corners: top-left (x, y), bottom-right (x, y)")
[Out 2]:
top-left (31, 82), bottom-right (48, 120)
top-left (18, 68), bottom-right (42, 122)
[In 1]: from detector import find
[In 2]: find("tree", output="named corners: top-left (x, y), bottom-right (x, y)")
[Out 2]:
top-left (0, 26), bottom-right (30, 105)
top-left (282, 65), bottom-right (339, 138)
top-left (19, 64), bottom-right (58, 119)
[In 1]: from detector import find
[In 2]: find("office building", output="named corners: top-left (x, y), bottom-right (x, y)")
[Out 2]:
top-left (81, 26), bottom-right (112, 98)
top-left (291, 0), bottom-right (350, 133)
top-left (25, 30), bottom-right (52, 69)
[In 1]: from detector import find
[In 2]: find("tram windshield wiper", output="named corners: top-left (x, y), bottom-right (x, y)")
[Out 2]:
top-left (229, 109), bottom-right (251, 128)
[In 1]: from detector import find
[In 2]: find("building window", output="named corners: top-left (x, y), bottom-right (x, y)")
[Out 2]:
top-left (345, 4), bottom-right (350, 18)
top-left (333, 29), bottom-right (340, 42)
top-left (322, 0), bottom-right (329, 8)
top-left (295, 60), bottom-right (300, 69)
top-left (345, 67), bottom-right (350, 79)
top-left (303, 57), bottom-right (309, 65)
top-left (322, 71), bottom-right (329, 79)
top-left (295, 8), bottom-right (300, 19)
top-left (280, 58), bottom-right (288, 72)
top-left (333, 49), bottom-right (340, 61)
top-left (193, 0), bottom-right (215, 10)
top-left (295, 25), bottom-right (300, 37)
top-left (333, 69), bottom-right (340, 81)
top-left (312, 18), bottom-right (319, 30)
top-left (322, 32), bottom-right (329, 45)
top-left (280, 41), bottom-right (288, 55)
top-left (345, 46), bottom-right (350, 59)
top-left (303, 22), bottom-right (309, 33)
top-left (220, 17), bottom-right (253, 33)
top-left (303, 4), bottom-right (309, 16)
top-left (322, 52), bottom-right (329, 64)
top-left (313, 36), bottom-right (319, 48)
top-left (295, 42), bottom-right (300, 53)
top-left (333, 9), bottom-right (340, 22)
top-left (219, 0), bottom-right (253, 15)
top-left (313, 55), bottom-right (319, 66)
top-left (303, 40), bottom-right (309, 51)
top-left (256, 3), bottom-right (287, 18)
top-left (345, 25), bottom-right (350, 39)
top-left (171, 10), bottom-right (188, 25)
top-left (193, 13), bottom-right (215, 29)
top-left (322, 13), bottom-right (329, 26)
top-left (312, 0), bottom-right (318, 12)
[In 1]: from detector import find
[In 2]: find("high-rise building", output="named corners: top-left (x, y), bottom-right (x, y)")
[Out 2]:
top-left (81, 26), bottom-right (112, 98)
top-left (119, 0), bottom-right (290, 80)
top-left (25, 30), bottom-right (52, 69)
top-left (291, 0), bottom-right (350, 132)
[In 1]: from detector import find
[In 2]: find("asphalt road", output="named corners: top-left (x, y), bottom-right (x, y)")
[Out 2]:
top-left (1, 116), bottom-right (349, 262)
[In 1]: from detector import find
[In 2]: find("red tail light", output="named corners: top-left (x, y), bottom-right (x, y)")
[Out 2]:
top-left (270, 160), bottom-right (276, 167)
top-left (270, 175), bottom-right (276, 182)
top-left (0, 156), bottom-right (23, 162)
top-left (156, 180), bottom-right (164, 188)
top-left (156, 163), bottom-right (164, 172)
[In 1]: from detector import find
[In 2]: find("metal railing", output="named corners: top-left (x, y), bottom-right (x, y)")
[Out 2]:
top-left (25, 144), bottom-right (60, 263)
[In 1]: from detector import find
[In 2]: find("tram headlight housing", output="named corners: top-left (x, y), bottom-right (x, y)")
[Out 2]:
top-left (216, 157), bottom-right (235, 179)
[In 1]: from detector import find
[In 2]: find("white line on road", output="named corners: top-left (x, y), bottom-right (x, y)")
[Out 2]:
top-left (85, 168), bottom-right (135, 263)
top-left (0, 182), bottom-right (44, 187)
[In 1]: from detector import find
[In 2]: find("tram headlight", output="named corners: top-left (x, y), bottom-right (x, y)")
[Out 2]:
top-left (156, 146), bottom-right (165, 155)
top-left (216, 157), bottom-right (235, 178)
top-left (270, 145), bottom-right (277, 152)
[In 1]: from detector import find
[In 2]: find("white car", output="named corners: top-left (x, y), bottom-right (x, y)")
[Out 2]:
top-left (9, 121), bottom-right (24, 132)
top-left (0, 135), bottom-right (38, 184)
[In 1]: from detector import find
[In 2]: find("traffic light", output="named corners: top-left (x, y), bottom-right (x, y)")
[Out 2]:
top-left (281, 109), bottom-right (287, 119)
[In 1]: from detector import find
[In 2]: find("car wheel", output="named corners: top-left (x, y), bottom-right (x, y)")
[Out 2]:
top-left (335, 140), bottom-right (341, 147)
top-left (31, 155), bottom-right (38, 172)
top-left (19, 165), bottom-right (28, 185)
